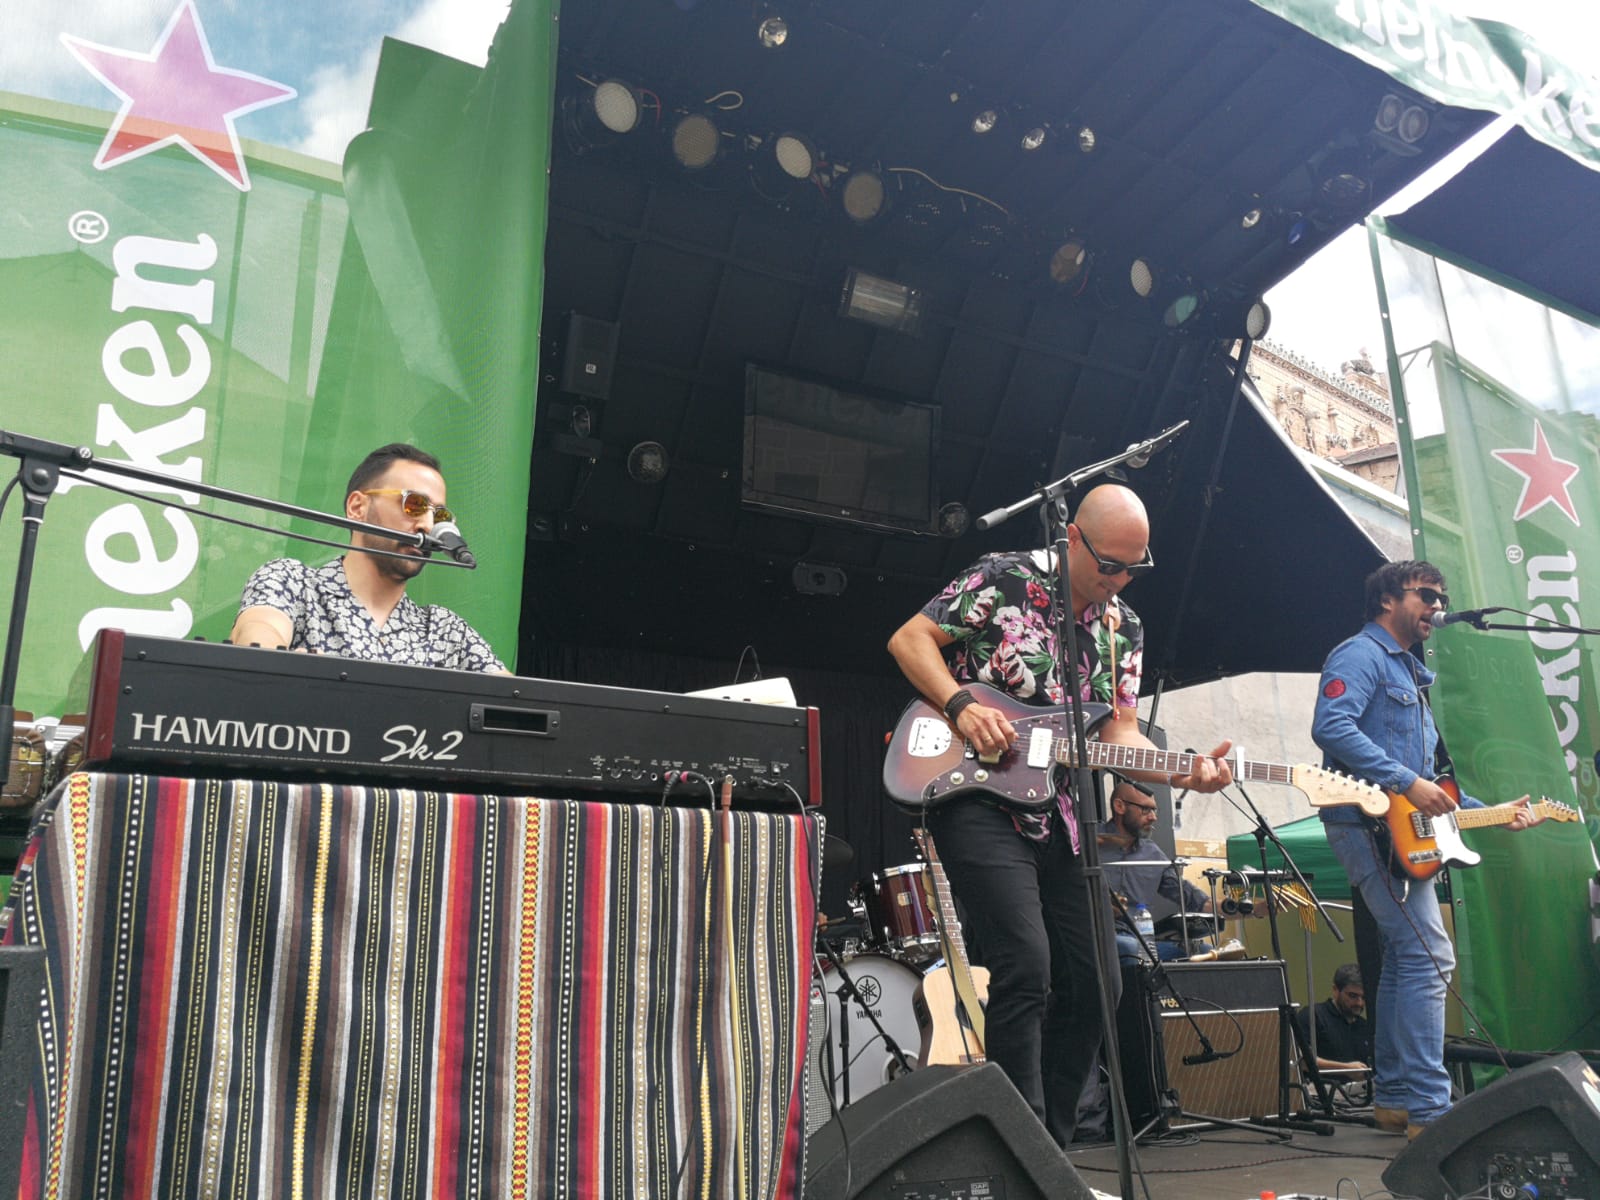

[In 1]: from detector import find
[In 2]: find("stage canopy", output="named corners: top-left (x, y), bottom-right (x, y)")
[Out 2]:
top-left (520, 0), bottom-right (1523, 685)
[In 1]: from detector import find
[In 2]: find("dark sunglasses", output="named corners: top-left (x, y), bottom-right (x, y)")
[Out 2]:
top-left (1402, 585), bottom-right (1449, 610)
top-left (1077, 526), bottom-right (1155, 578)
top-left (362, 488), bottom-right (454, 522)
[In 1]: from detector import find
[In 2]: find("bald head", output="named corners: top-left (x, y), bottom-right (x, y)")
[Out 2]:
top-left (1066, 484), bottom-right (1151, 610)
top-left (1075, 484), bottom-right (1148, 542)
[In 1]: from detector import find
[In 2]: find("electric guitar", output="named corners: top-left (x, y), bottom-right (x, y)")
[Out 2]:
top-left (883, 682), bottom-right (1389, 816)
top-left (1378, 778), bottom-right (1579, 880)
top-left (909, 828), bottom-right (990, 1067)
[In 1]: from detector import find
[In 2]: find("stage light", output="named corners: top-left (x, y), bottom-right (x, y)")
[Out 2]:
top-left (1210, 297), bottom-right (1272, 340)
top-left (1373, 91), bottom-right (1431, 153)
top-left (1162, 283), bottom-right (1204, 329)
top-left (950, 205), bottom-right (1010, 269)
top-left (839, 168), bottom-right (888, 224)
top-left (972, 108), bottom-right (999, 135)
top-left (1048, 237), bottom-right (1088, 287)
top-left (562, 78), bottom-right (644, 153)
top-left (1076, 126), bottom-right (1096, 153)
top-left (772, 132), bottom-right (816, 179)
top-left (887, 173), bottom-right (958, 247)
top-left (1313, 146), bottom-right (1371, 209)
top-left (840, 268), bottom-right (925, 336)
top-left (757, 14), bottom-right (788, 47)
top-left (938, 502), bottom-right (970, 538)
top-left (1286, 215), bottom-right (1311, 245)
top-left (1020, 125), bottom-right (1047, 152)
top-left (1129, 257), bottom-right (1158, 299)
top-left (627, 441), bottom-right (669, 484)
top-left (1241, 207), bottom-right (1263, 230)
top-left (669, 111), bottom-right (723, 170)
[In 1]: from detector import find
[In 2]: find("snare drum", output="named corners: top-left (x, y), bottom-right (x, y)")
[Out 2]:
top-left (812, 953), bottom-right (922, 1106)
top-left (858, 863), bottom-right (941, 961)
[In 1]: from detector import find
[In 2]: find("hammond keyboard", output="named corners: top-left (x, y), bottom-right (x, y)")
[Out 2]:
top-left (73, 631), bottom-right (820, 807)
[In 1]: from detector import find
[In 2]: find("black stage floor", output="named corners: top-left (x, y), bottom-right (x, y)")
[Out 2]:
top-left (1066, 1121), bottom-right (1408, 1200)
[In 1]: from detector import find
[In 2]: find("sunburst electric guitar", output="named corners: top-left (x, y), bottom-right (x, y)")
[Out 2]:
top-left (884, 682), bottom-right (1389, 816)
top-left (909, 828), bottom-right (989, 1067)
top-left (1378, 778), bottom-right (1579, 880)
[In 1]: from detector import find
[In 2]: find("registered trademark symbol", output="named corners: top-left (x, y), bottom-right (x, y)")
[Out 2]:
top-left (1505, 544), bottom-right (1524, 564)
top-left (68, 210), bottom-right (109, 244)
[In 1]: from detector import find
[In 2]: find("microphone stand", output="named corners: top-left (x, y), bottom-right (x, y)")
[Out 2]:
top-left (815, 939), bottom-right (915, 1106)
top-left (1225, 780), bottom-right (1340, 1135)
top-left (0, 427), bottom-right (470, 790)
top-left (1438, 606), bottom-right (1600, 635)
top-left (976, 421), bottom-right (1186, 1200)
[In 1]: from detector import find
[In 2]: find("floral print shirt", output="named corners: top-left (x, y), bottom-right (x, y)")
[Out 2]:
top-left (238, 557), bottom-right (507, 673)
top-left (921, 550), bottom-right (1144, 844)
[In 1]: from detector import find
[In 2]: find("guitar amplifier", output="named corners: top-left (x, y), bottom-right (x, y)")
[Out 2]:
top-left (1117, 959), bottom-right (1300, 1126)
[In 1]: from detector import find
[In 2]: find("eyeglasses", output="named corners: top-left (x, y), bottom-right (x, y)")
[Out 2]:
top-left (1121, 798), bottom-right (1158, 813)
top-left (1402, 585), bottom-right (1449, 610)
top-left (362, 489), bottom-right (453, 522)
top-left (1076, 526), bottom-right (1155, 578)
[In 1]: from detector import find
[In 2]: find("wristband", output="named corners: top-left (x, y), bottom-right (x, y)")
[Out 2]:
top-left (943, 688), bottom-right (978, 722)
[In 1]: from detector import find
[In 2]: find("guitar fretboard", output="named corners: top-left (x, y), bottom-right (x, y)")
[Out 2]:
top-left (1051, 737), bottom-right (1294, 786)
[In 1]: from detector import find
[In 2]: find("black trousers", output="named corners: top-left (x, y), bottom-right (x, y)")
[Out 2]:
top-left (927, 800), bottom-right (1119, 1146)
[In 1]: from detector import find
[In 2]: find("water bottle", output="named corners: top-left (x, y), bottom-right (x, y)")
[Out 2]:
top-left (1132, 903), bottom-right (1155, 962)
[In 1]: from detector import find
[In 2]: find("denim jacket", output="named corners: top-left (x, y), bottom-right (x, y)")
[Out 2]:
top-left (1311, 622), bottom-right (1481, 825)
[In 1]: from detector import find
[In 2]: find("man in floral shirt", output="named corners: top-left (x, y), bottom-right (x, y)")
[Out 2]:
top-left (887, 483), bottom-right (1233, 1146)
top-left (230, 443), bottom-right (507, 673)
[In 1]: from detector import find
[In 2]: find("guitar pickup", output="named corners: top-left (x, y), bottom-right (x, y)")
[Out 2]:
top-left (1408, 849), bottom-right (1442, 864)
top-left (1026, 728), bottom-right (1052, 769)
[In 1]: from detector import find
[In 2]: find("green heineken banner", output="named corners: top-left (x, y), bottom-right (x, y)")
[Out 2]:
top-left (1374, 221), bottom-right (1600, 1053)
top-left (1251, 0), bottom-right (1600, 174)
top-left (0, 0), bottom-right (553, 714)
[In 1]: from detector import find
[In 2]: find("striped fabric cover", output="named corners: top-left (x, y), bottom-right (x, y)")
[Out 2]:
top-left (5, 773), bottom-right (819, 1199)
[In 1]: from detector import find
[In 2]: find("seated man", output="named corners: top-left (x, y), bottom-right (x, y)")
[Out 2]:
top-left (230, 443), bottom-right (507, 673)
top-left (1297, 962), bottom-right (1374, 1073)
top-left (1099, 775), bottom-right (1213, 963)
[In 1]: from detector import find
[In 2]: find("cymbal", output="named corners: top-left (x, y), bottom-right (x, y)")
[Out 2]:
top-left (822, 834), bottom-right (854, 872)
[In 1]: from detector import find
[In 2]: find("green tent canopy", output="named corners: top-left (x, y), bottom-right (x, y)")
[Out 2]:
top-left (1225, 815), bottom-right (1351, 901)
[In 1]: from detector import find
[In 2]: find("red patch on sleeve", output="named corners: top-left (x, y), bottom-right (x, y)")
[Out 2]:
top-left (1322, 679), bottom-right (1347, 699)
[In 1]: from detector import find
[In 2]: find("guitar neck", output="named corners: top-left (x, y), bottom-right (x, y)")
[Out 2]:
top-left (1452, 801), bottom-right (1548, 830)
top-left (1055, 737), bottom-right (1292, 786)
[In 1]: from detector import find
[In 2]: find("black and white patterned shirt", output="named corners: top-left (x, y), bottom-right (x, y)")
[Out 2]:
top-left (238, 557), bottom-right (506, 673)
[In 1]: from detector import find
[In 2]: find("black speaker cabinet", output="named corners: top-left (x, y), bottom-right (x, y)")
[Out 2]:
top-left (0, 945), bottom-right (46, 1200)
top-left (804, 1063), bottom-right (1095, 1200)
top-left (559, 313), bottom-right (619, 399)
top-left (1383, 1052), bottom-right (1600, 1200)
top-left (1117, 959), bottom-right (1297, 1127)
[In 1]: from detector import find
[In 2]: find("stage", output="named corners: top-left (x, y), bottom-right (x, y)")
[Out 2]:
top-left (1067, 1123), bottom-right (1403, 1200)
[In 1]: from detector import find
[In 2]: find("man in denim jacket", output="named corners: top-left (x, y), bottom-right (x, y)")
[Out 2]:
top-left (1311, 560), bottom-right (1539, 1139)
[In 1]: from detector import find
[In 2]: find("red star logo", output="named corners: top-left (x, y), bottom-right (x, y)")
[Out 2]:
top-left (62, 1), bottom-right (296, 191)
top-left (1491, 418), bottom-right (1582, 527)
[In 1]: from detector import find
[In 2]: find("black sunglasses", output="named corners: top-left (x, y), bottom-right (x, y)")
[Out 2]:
top-left (1077, 526), bottom-right (1155, 578)
top-left (1403, 585), bottom-right (1449, 610)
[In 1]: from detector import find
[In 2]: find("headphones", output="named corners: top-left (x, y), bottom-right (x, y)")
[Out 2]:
top-left (1218, 869), bottom-right (1255, 918)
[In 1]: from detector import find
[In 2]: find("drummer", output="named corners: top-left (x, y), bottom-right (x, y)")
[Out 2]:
top-left (1099, 775), bottom-right (1215, 963)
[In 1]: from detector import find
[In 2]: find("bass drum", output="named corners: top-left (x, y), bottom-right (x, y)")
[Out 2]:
top-left (812, 953), bottom-right (923, 1108)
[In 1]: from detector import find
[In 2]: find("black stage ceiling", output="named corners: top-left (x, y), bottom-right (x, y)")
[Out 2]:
top-left (518, 0), bottom-right (1499, 686)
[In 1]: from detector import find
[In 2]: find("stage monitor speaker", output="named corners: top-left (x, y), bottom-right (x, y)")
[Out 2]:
top-left (0, 945), bottom-right (46, 1200)
top-left (804, 1063), bottom-right (1095, 1200)
top-left (559, 313), bottom-right (619, 399)
top-left (1382, 1052), bottom-right (1600, 1200)
top-left (1120, 959), bottom-right (1297, 1126)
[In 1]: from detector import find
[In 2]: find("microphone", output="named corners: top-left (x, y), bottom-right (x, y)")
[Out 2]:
top-left (1124, 420), bottom-right (1190, 469)
top-left (426, 521), bottom-right (477, 568)
top-left (1181, 1047), bottom-right (1227, 1066)
top-left (1172, 787), bottom-right (1190, 830)
top-left (1429, 606), bottom-right (1506, 628)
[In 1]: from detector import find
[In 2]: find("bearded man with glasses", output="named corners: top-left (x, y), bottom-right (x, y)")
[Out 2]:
top-left (887, 482), bottom-right (1235, 1147)
top-left (1312, 559), bottom-right (1539, 1140)
top-left (229, 443), bottom-right (507, 672)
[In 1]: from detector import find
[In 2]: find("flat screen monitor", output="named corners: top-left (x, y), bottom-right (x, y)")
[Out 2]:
top-left (742, 365), bottom-right (939, 535)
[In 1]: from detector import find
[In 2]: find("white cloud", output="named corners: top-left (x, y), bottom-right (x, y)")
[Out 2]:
top-left (1, 0), bottom-right (175, 103)
top-left (287, 0), bottom-right (510, 162)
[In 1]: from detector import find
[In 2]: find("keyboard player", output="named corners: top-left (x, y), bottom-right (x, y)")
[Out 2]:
top-left (229, 443), bottom-right (507, 672)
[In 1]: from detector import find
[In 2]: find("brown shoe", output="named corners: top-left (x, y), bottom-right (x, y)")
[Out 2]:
top-left (1407, 1123), bottom-right (1427, 1140)
top-left (1373, 1106), bottom-right (1409, 1133)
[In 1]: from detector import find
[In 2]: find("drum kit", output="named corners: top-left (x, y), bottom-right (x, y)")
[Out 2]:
top-left (811, 852), bottom-right (950, 1108)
